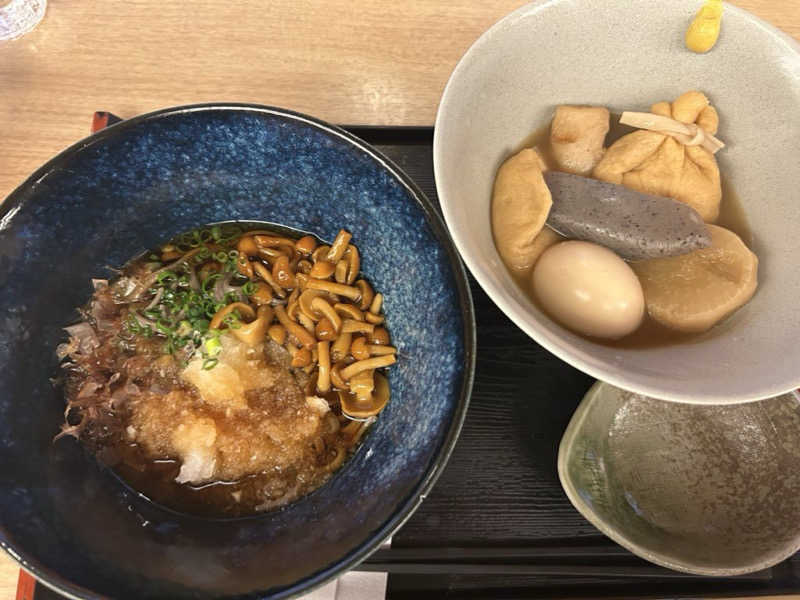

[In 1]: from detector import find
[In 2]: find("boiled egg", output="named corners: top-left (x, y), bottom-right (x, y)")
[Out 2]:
top-left (531, 241), bottom-right (644, 339)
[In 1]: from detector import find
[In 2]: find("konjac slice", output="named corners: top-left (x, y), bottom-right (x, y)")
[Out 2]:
top-left (544, 171), bottom-right (711, 260)
top-left (631, 225), bottom-right (758, 333)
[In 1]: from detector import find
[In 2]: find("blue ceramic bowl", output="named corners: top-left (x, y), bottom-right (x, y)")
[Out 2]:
top-left (0, 105), bottom-right (474, 599)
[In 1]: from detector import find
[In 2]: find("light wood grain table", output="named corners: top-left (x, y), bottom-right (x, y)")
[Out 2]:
top-left (1, 1), bottom-right (799, 598)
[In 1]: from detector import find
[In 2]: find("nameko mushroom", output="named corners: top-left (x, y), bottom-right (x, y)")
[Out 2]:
top-left (229, 228), bottom-right (397, 419)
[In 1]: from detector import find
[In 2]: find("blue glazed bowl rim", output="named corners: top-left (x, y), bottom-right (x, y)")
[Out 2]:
top-left (0, 102), bottom-right (476, 600)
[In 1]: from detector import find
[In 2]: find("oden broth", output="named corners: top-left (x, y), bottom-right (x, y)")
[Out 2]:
top-left (510, 117), bottom-right (752, 349)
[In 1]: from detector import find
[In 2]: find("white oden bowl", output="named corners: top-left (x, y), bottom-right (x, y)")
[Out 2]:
top-left (434, 0), bottom-right (800, 403)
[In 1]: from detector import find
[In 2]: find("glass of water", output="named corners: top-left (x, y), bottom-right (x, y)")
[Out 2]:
top-left (0, 0), bottom-right (46, 41)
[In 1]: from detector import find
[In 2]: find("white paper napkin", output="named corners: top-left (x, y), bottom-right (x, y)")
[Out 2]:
top-left (299, 537), bottom-right (391, 600)
top-left (299, 571), bottom-right (388, 600)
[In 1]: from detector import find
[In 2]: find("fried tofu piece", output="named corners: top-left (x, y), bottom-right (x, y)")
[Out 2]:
top-left (593, 91), bottom-right (721, 222)
top-left (550, 105), bottom-right (610, 176)
top-left (491, 148), bottom-right (553, 274)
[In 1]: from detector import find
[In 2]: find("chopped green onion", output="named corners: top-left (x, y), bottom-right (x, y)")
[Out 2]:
top-left (156, 319), bottom-right (175, 335)
top-left (202, 273), bottom-right (222, 293)
top-left (224, 313), bottom-right (243, 329)
top-left (204, 336), bottom-right (222, 357)
top-left (121, 228), bottom-right (265, 370)
top-left (157, 271), bottom-right (177, 284)
top-left (192, 318), bottom-right (210, 332)
top-left (176, 321), bottom-right (193, 337)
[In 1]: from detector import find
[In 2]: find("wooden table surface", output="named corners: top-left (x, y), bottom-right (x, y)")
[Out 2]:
top-left (1, 0), bottom-right (799, 598)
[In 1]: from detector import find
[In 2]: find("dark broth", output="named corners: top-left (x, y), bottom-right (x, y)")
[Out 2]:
top-left (512, 117), bottom-right (753, 349)
top-left (60, 223), bottom-right (385, 517)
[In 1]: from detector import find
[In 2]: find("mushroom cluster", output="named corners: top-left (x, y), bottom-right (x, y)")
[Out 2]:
top-left (206, 228), bottom-right (398, 419)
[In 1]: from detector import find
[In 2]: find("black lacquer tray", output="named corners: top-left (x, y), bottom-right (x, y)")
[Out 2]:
top-left (348, 126), bottom-right (800, 600)
top-left (33, 121), bottom-right (800, 600)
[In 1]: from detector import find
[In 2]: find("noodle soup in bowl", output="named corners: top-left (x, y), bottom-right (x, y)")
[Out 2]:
top-left (434, 0), bottom-right (800, 404)
top-left (0, 105), bottom-right (474, 598)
